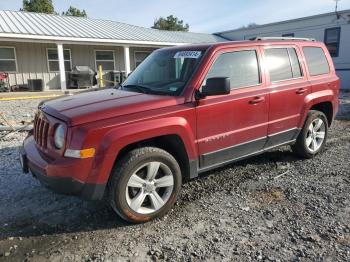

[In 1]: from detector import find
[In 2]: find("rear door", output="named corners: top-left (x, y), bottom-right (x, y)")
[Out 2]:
top-left (195, 47), bottom-right (269, 170)
top-left (263, 45), bottom-right (310, 148)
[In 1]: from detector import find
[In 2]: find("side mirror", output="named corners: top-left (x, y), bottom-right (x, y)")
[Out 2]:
top-left (198, 77), bottom-right (230, 99)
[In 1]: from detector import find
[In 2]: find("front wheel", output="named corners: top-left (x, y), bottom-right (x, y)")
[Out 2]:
top-left (292, 110), bottom-right (328, 158)
top-left (108, 147), bottom-right (182, 223)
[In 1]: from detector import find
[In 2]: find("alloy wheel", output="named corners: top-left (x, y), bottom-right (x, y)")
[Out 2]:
top-left (305, 118), bottom-right (326, 153)
top-left (125, 161), bottom-right (174, 214)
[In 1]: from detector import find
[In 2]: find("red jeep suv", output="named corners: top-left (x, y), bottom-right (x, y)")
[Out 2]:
top-left (20, 38), bottom-right (339, 223)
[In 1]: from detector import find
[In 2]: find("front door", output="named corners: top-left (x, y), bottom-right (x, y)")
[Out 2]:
top-left (195, 47), bottom-right (269, 170)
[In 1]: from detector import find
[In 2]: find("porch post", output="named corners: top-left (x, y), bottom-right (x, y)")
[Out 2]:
top-left (57, 43), bottom-right (67, 91)
top-left (123, 46), bottom-right (131, 75)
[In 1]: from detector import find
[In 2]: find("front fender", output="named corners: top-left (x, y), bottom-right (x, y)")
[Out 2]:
top-left (86, 116), bottom-right (197, 184)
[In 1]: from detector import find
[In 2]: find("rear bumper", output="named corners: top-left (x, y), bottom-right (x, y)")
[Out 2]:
top-left (20, 135), bottom-right (105, 200)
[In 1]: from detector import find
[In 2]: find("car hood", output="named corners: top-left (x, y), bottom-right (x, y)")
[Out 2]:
top-left (42, 88), bottom-right (184, 126)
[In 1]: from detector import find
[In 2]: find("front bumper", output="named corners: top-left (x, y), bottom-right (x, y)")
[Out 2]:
top-left (20, 135), bottom-right (105, 200)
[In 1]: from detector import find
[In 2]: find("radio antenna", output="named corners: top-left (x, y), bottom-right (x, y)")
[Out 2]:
top-left (334, 0), bottom-right (341, 19)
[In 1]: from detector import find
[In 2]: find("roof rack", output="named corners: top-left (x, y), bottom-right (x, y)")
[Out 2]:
top-left (253, 37), bottom-right (316, 42)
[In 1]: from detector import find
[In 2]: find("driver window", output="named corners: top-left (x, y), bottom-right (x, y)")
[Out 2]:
top-left (203, 50), bottom-right (261, 89)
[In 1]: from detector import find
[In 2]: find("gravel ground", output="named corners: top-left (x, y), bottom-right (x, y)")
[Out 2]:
top-left (0, 95), bottom-right (349, 261)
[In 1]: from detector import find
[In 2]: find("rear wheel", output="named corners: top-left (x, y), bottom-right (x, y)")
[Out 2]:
top-left (108, 147), bottom-right (182, 223)
top-left (292, 110), bottom-right (328, 158)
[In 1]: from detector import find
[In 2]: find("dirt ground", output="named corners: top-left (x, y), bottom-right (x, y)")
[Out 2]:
top-left (0, 95), bottom-right (349, 261)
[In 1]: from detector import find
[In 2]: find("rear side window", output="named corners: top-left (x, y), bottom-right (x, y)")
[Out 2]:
top-left (303, 47), bottom-right (330, 76)
top-left (205, 50), bottom-right (260, 89)
top-left (264, 48), bottom-right (302, 82)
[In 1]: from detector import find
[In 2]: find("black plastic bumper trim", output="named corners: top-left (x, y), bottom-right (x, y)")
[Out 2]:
top-left (31, 169), bottom-right (106, 201)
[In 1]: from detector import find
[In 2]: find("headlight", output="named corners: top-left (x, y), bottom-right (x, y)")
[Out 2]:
top-left (54, 124), bottom-right (65, 149)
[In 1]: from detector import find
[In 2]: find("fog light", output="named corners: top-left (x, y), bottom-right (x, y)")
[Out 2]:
top-left (64, 148), bottom-right (95, 159)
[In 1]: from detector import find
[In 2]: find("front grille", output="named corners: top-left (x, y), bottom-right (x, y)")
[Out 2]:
top-left (33, 112), bottom-right (50, 149)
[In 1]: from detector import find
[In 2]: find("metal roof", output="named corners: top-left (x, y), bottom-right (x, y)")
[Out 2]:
top-left (0, 10), bottom-right (225, 45)
top-left (216, 9), bottom-right (350, 34)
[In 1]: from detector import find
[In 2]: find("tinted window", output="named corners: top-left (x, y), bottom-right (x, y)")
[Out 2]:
top-left (324, 27), bottom-right (340, 57)
top-left (282, 33), bottom-right (295, 37)
top-left (265, 48), bottom-right (302, 82)
top-left (205, 50), bottom-right (260, 89)
top-left (303, 47), bottom-right (330, 76)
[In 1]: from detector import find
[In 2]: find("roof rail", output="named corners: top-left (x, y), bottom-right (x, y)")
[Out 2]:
top-left (253, 37), bottom-right (316, 42)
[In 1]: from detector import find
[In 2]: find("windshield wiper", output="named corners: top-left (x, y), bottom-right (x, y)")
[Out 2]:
top-left (120, 84), bottom-right (151, 94)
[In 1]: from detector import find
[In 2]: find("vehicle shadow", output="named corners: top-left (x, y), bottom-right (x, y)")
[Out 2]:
top-left (0, 144), bottom-right (300, 240)
top-left (0, 145), bottom-right (131, 240)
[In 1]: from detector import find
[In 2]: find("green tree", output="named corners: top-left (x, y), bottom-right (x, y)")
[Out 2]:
top-left (62, 6), bottom-right (87, 17)
top-left (239, 23), bottom-right (259, 29)
top-left (152, 15), bottom-right (189, 31)
top-left (22, 0), bottom-right (55, 14)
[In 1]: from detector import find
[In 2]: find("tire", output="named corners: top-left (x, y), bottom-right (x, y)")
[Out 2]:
top-left (291, 110), bottom-right (328, 158)
top-left (108, 147), bottom-right (182, 223)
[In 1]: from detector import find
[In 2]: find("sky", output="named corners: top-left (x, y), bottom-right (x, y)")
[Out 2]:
top-left (1, 0), bottom-right (350, 33)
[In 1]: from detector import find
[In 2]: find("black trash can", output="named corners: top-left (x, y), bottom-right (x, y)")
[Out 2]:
top-left (28, 79), bottom-right (43, 91)
top-left (109, 71), bottom-right (123, 86)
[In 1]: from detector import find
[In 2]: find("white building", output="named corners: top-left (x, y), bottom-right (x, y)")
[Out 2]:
top-left (216, 9), bottom-right (350, 90)
top-left (1, 9), bottom-right (349, 91)
top-left (0, 10), bottom-right (224, 91)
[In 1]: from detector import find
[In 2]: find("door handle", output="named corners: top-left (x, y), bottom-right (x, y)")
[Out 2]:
top-left (296, 88), bottom-right (306, 94)
top-left (249, 96), bottom-right (265, 104)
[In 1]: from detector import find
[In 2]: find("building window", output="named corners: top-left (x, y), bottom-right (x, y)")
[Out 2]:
top-left (204, 50), bottom-right (261, 89)
top-left (134, 51), bottom-right (151, 68)
top-left (47, 48), bottom-right (71, 72)
top-left (303, 47), bottom-right (330, 76)
top-left (264, 48), bottom-right (302, 82)
top-left (324, 27), bottom-right (341, 57)
top-left (282, 33), bottom-right (295, 37)
top-left (0, 47), bottom-right (17, 72)
top-left (95, 50), bottom-right (115, 71)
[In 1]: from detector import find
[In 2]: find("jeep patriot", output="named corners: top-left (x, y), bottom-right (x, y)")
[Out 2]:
top-left (20, 37), bottom-right (339, 222)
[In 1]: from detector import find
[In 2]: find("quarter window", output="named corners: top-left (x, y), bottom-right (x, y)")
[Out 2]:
top-left (204, 50), bottom-right (260, 89)
top-left (134, 51), bottom-right (151, 68)
top-left (95, 50), bottom-right (115, 71)
top-left (265, 48), bottom-right (302, 82)
top-left (47, 49), bottom-right (71, 72)
top-left (324, 27), bottom-right (340, 57)
top-left (0, 47), bottom-right (17, 72)
top-left (303, 47), bottom-right (330, 76)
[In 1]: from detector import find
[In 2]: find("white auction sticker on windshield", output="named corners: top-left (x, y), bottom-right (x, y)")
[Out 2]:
top-left (174, 51), bottom-right (202, 59)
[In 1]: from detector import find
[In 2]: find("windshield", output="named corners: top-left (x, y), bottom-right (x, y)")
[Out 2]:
top-left (121, 49), bottom-right (206, 96)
